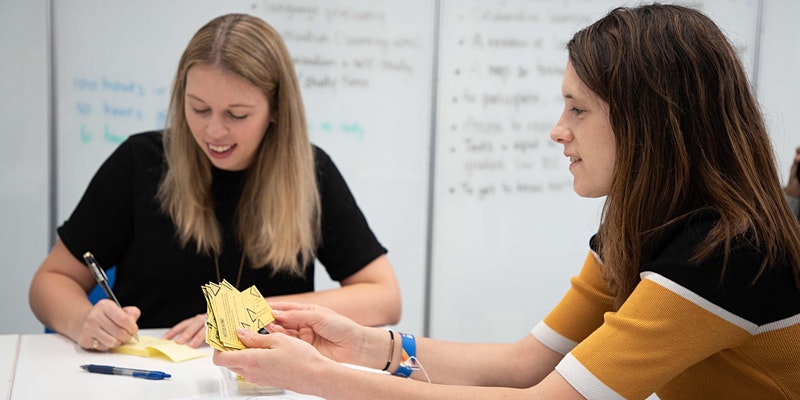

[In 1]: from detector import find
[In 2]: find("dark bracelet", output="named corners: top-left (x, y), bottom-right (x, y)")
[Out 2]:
top-left (381, 330), bottom-right (395, 371)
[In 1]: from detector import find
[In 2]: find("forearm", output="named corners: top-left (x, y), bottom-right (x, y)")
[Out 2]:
top-left (310, 336), bottom-right (571, 400)
top-left (389, 334), bottom-right (558, 387)
top-left (217, 326), bottom-right (578, 400)
top-left (29, 270), bottom-right (93, 341)
top-left (266, 282), bottom-right (401, 326)
top-left (313, 362), bottom-right (536, 400)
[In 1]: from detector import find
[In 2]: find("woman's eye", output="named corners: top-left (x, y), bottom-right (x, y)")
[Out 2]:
top-left (570, 107), bottom-right (585, 116)
top-left (192, 108), bottom-right (210, 115)
top-left (229, 112), bottom-right (248, 120)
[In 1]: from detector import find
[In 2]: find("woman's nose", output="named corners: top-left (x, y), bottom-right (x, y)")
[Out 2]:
top-left (206, 114), bottom-right (227, 138)
top-left (549, 120), bottom-right (570, 143)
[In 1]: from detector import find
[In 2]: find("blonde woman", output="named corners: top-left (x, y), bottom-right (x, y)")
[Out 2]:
top-left (29, 13), bottom-right (401, 351)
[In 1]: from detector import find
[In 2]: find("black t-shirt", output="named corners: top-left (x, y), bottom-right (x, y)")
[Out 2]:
top-left (58, 131), bottom-right (387, 328)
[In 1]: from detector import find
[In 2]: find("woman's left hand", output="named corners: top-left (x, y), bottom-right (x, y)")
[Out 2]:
top-left (163, 313), bottom-right (207, 348)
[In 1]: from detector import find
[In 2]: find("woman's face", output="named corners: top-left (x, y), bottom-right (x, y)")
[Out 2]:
top-left (185, 64), bottom-right (272, 171)
top-left (550, 61), bottom-right (616, 198)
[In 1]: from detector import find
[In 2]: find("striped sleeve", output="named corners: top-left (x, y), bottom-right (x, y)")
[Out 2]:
top-left (555, 272), bottom-right (752, 400)
top-left (531, 250), bottom-right (615, 354)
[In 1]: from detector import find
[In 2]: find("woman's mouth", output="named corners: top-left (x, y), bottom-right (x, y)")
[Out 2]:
top-left (207, 143), bottom-right (236, 158)
top-left (209, 143), bottom-right (234, 153)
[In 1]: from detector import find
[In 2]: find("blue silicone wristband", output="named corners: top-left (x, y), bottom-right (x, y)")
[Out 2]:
top-left (394, 332), bottom-right (416, 378)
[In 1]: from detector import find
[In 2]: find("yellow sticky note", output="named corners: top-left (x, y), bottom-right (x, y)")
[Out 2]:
top-left (202, 280), bottom-right (275, 351)
top-left (111, 335), bottom-right (207, 363)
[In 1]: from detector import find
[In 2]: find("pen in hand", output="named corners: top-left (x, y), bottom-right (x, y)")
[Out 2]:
top-left (80, 364), bottom-right (171, 380)
top-left (82, 252), bottom-right (139, 343)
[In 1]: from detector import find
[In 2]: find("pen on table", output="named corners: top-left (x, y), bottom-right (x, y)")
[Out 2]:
top-left (82, 251), bottom-right (139, 342)
top-left (80, 364), bottom-right (171, 380)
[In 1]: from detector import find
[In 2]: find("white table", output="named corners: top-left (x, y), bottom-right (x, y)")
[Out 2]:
top-left (9, 329), bottom-right (322, 400)
top-left (0, 334), bottom-right (20, 400)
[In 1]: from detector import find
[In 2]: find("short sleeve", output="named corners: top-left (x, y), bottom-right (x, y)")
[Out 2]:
top-left (57, 134), bottom-right (153, 267)
top-left (313, 147), bottom-right (387, 281)
top-left (532, 249), bottom-right (615, 354)
top-left (556, 273), bottom-right (751, 400)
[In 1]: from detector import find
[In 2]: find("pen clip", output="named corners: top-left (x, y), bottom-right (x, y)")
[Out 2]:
top-left (82, 252), bottom-right (108, 283)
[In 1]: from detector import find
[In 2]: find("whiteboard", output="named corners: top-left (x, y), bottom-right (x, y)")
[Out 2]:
top-left (52, 0), bottom-right (435, 334)
top-left (429, 0), bottom-right (761, 342)
top-left (48, 0), bottom-right (763, 342)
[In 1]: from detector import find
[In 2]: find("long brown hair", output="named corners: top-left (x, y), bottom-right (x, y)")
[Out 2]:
top-left (158, 13), bottom-right (320, 275)
top-left (567, 4), bottom-right (800, 307)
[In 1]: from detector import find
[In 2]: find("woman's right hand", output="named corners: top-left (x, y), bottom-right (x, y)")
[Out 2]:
top-left (267, 302), bottom-right (376, 366)
top-left (77, 300), bottom-right (140, 351)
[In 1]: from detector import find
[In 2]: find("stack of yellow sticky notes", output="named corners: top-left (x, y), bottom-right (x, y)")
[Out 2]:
top-left (201, 280), bottom-right (275, 351)
top-left (111, 335), bottom-right (207, 362)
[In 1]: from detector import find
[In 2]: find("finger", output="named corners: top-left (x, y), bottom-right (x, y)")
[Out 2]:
top-left (186, 328), bottom-right (207, 348)
top-left (237, 327), bottom-right (281, 349)
top-left (122, 306), bottom-right (140, 338)
top-left (180, 314), bottom-right (206, 344)
top-left (263, 321), bottom-right (287, 334)
top-left (84, 335), bottom-right (104, 351)
top-left (272, 308), bottom-right (322, 327)
top-left (90, 326), bottom-right (121, 351)
top-left (212, 348), bottom-right (253, 373)
top-left (269, 301), bottom-right (317, 312)
top-left (85, 337), bottom-right (103, 351)
top-left (100, 305), bottom-right (138, 343)
top-left (163, 317), bottom-right (192, 340)
top-left (84, 302), bottom-right (126, 347)
top-left (171, 314), bottom-right (205, 344)
top-left (124, 306), bottom-right (141, 320)
top-left (212, 350), bottom-right (241, 369)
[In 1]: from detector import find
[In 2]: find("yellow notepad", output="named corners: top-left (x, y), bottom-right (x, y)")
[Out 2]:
top-left (111, 335), bottom-right (207, 363)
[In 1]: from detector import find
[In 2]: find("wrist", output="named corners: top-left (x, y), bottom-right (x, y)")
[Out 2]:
top-left (381, 330), bottom-right (395, 371)
top-left (361, 327), bottom-right (394, 370)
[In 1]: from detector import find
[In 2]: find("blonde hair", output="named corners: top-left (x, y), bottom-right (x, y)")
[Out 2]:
top-left (157, 13), bottom-right (320, 275)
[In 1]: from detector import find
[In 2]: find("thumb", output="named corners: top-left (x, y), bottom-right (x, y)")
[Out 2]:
top-left (237, 327), bottom-right (277, 349)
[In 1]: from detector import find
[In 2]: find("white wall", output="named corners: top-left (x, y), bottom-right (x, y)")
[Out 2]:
top-left (0, 0), bottom-right (49, 334)
top-left (758, 1), bottom-right (800, 180)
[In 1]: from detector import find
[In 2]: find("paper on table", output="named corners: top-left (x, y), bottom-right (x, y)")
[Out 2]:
top-left (111, 335), bottom-right (207, 363)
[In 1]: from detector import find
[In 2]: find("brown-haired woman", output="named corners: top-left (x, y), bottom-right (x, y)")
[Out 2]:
top-left (214, 5), bottom-right (800, 400)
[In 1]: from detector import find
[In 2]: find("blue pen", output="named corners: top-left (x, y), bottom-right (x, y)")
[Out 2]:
top-left (80, 364), bottom-right (171, 380)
